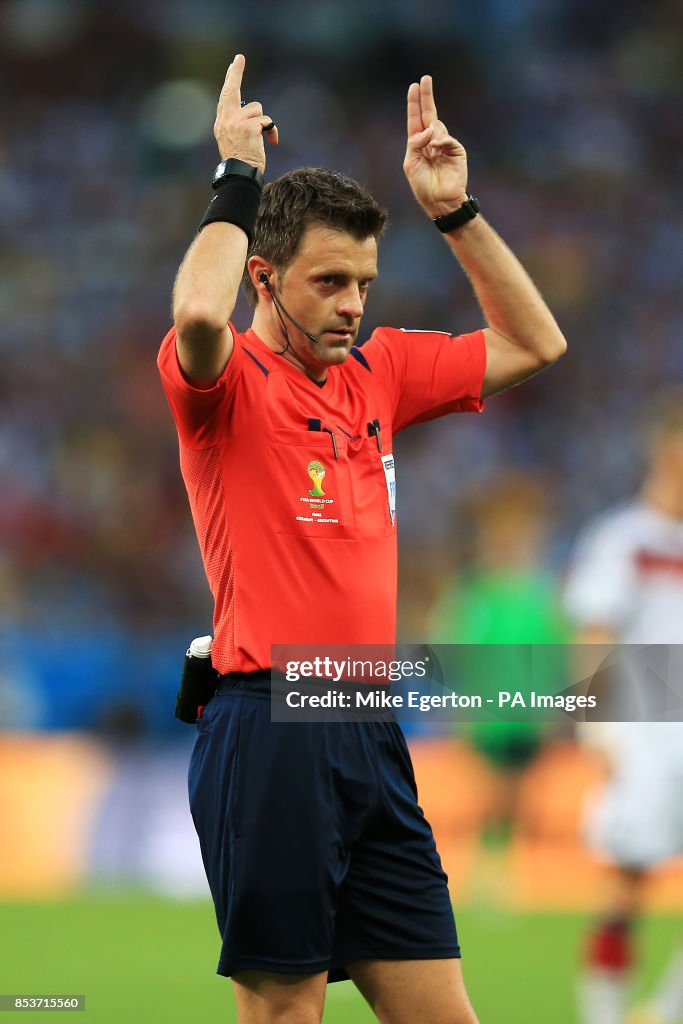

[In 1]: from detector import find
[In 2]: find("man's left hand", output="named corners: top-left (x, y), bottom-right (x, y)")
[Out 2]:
top-left (403, 75), bottom-right (469, 219)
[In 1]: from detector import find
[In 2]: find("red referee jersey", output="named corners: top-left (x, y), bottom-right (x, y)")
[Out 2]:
top-left (158, 324), bottom-right (486, 674)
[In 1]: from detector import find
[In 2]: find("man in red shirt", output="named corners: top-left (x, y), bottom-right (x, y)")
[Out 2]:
top-left (159, 54), bottom-right (566, 1024)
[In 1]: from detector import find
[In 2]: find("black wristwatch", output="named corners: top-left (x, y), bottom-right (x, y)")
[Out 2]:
top-left (212, 158), bottom-right (264, 191)
top-left (433, 194), bottom-right (480, 233)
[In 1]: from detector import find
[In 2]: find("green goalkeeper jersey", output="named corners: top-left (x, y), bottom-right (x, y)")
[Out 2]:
top-left (430, 571), bottom-right (570, 766)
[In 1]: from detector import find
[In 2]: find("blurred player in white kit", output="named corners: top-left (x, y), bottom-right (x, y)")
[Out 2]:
top-left (564, 390), bottom-right (683, 1024)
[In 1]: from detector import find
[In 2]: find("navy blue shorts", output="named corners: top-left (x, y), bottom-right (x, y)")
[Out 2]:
top-left (188, 676), bottom-right (460, 981)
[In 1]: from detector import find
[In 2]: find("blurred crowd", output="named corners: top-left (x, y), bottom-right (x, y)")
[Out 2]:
top-left (1, 0), bottom-right (681, 730)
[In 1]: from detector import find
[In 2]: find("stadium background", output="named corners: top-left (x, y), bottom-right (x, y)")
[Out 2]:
top-left (1, 0), bottom-right (681, 1020)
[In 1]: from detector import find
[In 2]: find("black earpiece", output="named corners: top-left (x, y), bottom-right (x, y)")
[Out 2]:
top-left (256, 270), bottom-right (319, 348)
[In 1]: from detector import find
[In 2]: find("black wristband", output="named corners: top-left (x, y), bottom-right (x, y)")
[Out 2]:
top-left (433, 194), bottom-right (480, 234)
top-left (198, 175), bottom-right (262, 245)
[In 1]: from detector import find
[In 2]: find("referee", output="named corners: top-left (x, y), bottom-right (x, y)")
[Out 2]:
top-left (158, 54), bottom-right (566, 1024)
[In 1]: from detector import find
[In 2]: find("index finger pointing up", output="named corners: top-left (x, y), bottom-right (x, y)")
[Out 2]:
top-left (222, 53), bottom-right (245, 106)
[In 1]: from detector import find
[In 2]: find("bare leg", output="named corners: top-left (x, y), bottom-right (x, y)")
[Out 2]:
top-left (347, 958), bottom-right (479, 1024)
top-left (232, 969), bottom-right (327, 1024)
top-left (579, 866), bottom-right (645, 1024)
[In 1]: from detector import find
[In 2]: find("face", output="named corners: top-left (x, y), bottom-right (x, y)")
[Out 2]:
top-left (259, 223), bottom-right (378, 378)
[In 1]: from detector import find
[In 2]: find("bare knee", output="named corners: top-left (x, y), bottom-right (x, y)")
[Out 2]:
top-left (232, 970), bottom-right (325, 1024)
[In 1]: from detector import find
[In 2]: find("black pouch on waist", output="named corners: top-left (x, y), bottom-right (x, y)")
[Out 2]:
top-left (175, 647), bottom-right (219, 724)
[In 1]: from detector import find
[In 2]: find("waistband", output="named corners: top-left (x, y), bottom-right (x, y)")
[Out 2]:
top-left (217, 671), bottom-right (272, 699)
top-left (216, 671), bottom-right (397, 719)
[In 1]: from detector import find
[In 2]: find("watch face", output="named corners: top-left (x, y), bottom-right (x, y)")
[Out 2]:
top-left (212, 158), bottom-right (263, 189)
top-left (212, 160), bottom-right (231, 185)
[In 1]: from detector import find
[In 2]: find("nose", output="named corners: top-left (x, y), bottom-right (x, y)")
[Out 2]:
top-left (336, 284), bottom-right (364, 320)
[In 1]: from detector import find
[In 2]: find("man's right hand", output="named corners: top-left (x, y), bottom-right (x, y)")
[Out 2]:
top-left (214, 54), bottom-right (278, 172)
top-left (172, 53), bottom-right (277, 386)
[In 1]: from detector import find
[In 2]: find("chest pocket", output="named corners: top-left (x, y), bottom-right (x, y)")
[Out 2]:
top-left (269, 426), bottom-right (354, 540)
top-left (268, 425), bottom-right (395, 540)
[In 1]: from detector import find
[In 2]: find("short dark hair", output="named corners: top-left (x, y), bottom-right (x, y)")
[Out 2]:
top-left (242, 167), bottom-right (387, 306)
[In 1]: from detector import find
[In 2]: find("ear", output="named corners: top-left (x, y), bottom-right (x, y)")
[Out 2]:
top-left (247, 256), bottom-right (274, 301)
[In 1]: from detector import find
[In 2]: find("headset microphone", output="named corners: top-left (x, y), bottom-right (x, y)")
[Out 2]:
top-left (257, 272), bottom-right (319, 345)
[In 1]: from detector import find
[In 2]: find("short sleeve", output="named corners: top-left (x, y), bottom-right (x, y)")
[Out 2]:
top-left (563, 516), bottom-right (637, 629)
top-left (156, 324), bottom-right (243, 448)
top-left (361, 327), bottom-right (486, 433)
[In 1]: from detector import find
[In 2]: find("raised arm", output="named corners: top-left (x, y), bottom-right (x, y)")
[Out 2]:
top-left (172, 54), bottom-right (277, 386)
top-left (403, 75), bottom-right (567, 398)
